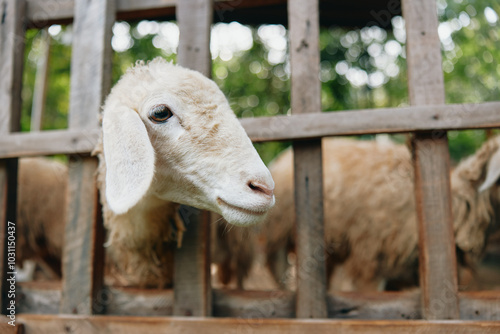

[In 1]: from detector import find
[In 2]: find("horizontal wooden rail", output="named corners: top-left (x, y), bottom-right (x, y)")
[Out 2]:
top-left (1, 102), bottom-right (499, 159)
top-left (27, 0), bottom-right (173, 25)
top-left (26, 0), bottom-right (283, 26)
top-left (242, 101), bottom-right (500, 141)
top-left (16, 283), bottom-right (500, 321)
top-left (16, 313), bottom-right (500, 333)
top-left (0, 129), bottom-right (99, 158)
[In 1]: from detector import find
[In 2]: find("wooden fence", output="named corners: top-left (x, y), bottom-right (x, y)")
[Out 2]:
top-left (1, 0), bottom-right (500, 333)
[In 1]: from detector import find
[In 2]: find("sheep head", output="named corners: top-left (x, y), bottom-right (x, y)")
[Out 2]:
top-left (101, 58), bottom-right (275, 226)
top-left (452, 135), bottom-right (500, 260)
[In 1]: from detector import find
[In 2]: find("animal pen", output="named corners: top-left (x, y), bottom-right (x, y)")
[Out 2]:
top-left (1, 0), bottom-right (500, 332)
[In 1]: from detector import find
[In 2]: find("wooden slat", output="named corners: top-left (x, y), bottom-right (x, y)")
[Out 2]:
top-left (173, 0), bottom-right (213, 317)
top-left (0, 129), bottom-right (100, 159)
top-left (30, 28), bottom-right (51, 132)
top-left (241, 102), bottom-right (500, 142)
top-left (0, 101), bottom-right (499, 159)
top-left (17, 314), bottom-right (500, 334)
top-left (459, 291), bottom-right (500, 321)
top-left (59, 0), bottom-right (114, 315)
top-left (26, 0), bottom-right (175, 26)
top-left (176, 0), bottom-right (212, 74)
top-left (25, 0), bottom-right (403, 28)
top-left (402, 0), bottom-right (459, 320)
top-left (0, 0), bottom-right (25, 316)
top-left (0, 0), bottom-right (25, 135)
top-left (173, 208), bottom-right (212, 316)
top-left (16, 284), bottom-right (500, 320)
top-left (288, 0), bottom-right (327, 319)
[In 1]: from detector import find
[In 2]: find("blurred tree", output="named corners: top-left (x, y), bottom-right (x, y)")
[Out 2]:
top-left (20, 0), bottom-right (499, 163)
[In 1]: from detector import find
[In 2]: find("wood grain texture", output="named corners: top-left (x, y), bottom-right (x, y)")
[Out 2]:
top-left (288, 0), bottom-right (327, 319)
top-left (241, 102), bottom-right (500, 142)
top-left (26, 0), bottom-right (175, 26)
top-left (68, 0), bottom-right (114, 130)
top-left (173, 0), bottom-right (213, 317)
top-left (177, 0), bottom-right (212, 76)
top-left (17, 314), bottom-right (500, 334)
top-left (60, 157), bottom-right (104, 315)
top-left (0, 0), bottom-right (25, 135)
top-left (402, 0), bottom-right (459, 320)
top-left (15, 284), bottom-right (500, 321)
top-left (0, 102), bottom-right (499, 159)
top-left (60, 0), bottom-right (114, 315)
top-left (173, 207), bottom-right (212, 316)
top-left (0, 128), bottom-right (100, 159)
top-left (0, 0), bottom-right (25, 315)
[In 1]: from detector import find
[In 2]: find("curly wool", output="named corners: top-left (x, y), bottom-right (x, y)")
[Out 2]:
top-left (263, 136), bottom-right (500, 291)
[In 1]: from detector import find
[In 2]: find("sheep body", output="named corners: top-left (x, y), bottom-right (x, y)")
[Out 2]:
top-left (16, 157), bottom-right (67, 280)
top-left (264, 137), bottom-right (500, 291)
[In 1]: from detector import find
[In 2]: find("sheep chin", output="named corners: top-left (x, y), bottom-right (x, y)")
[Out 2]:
top-left (217, 198), bottom-right (270, 226)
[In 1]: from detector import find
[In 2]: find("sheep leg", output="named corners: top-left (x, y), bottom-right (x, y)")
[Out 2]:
top-left (266, 247), bottom-right (290, 289)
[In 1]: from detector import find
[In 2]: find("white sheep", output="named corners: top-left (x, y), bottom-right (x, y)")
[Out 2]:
top-left (94, 58), bottom-right (275, 287)
top-left (262, 136), bottom-right (500, 292)
top-left (16, 157), bottom-right (67, 281)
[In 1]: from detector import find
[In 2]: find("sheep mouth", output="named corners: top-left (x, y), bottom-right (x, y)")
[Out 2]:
top-left (216, 197), bottom-right (268, 216)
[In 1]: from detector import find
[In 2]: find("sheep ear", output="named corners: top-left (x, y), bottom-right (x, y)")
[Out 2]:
top-left (478, 148), bottom-right (500, 193)
top-left (102, 107), bottom-right (155, 214)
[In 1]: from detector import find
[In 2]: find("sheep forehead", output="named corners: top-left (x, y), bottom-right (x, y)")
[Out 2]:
top-left (110, 59), bottom-right (225, 107)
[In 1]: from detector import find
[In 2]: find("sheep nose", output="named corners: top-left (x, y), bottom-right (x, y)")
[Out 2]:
top-left (248, 181), bottom-right (274, 198)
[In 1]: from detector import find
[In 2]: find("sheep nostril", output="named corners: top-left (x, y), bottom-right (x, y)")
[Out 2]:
top-left (248, 181), bottom-right (274, 197)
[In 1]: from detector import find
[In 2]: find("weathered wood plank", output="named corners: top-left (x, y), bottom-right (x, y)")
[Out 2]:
top-left (0, 0), bottom-right (25, 316)
top-left (0, 129), bottom-right (100, 159)
top-left (241, 102), bottom-right (500, 143)
top-left (14, 283), bottom-right (500, 320)
top-left (30, 28), bottom-right (51, 132)
top-left (173, 207), bottom-right (212, 316)
top-left (0, 101), bottom-right (499, 159)
top-left (459, 291), bottom-right (500, 321)
top-left (176, 0), bottom-right (212, 75)
top-left (25, 0), bottom-right (279, 26)
top-left (60, 157), bottom-right (104, 315)
top-left (59, 0), bottom-right (114, 315)
top-left (402, 0), bottom-right (459, 320)
top-left (26, 0), bottom-right (174, 26)
top-left (17, 314), bottom-right (500, 334)
top-left (173, 0), bottom-right (213, 317)
top-left (288, 0), bottom-right (327, 319)
top-left (0, 0), bottom-right (25, 135)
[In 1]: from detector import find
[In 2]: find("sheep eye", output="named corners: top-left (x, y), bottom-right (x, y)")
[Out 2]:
top-left (149, 104), bottom-right (173, 123)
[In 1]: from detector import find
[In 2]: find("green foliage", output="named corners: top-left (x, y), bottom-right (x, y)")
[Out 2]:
top-left (20, 1), bottom-right (499, 164)
top-left (440, 0), bottom-right (500, 104)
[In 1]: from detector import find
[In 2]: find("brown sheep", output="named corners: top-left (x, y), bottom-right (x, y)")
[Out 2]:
top-left (263, 136), bottom-right (500, 291)
top-left (16, 157), bottom-right (67, 280)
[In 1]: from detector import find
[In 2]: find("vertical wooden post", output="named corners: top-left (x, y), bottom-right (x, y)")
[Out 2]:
top-left (288, 0), bottom-right (327, 319)
top-left (0, 0), bottom-right (25, 315)
top-left (402, 0), bottom-right (459, 320)
top-left (30, 28), bottom-right (51, 132)
top-left (173, 0), bottom-right (213, 317)
top-left (59, 0), bottom-right (114, 315)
